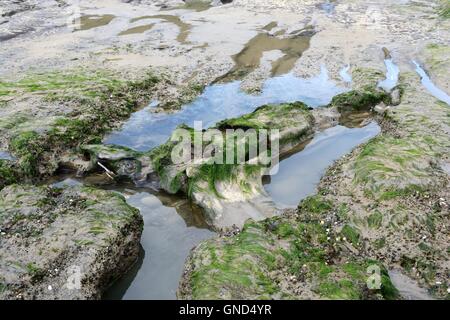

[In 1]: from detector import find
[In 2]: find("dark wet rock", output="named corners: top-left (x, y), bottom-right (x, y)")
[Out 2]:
top-left (0, 184), bottom-right (143, 300)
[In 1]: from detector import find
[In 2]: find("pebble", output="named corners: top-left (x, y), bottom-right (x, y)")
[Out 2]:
top-left (48, 285), bottom-right (52, 291)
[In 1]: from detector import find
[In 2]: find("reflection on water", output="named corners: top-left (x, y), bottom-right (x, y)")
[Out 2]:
top-left (104, 68), bottom-right (347, 151)
top-left (413, 61), bottom-right (450, 105)
top-left (104, 188), bottom-right (214, 300)
top-left (378, 59), bottom-right (399, 91)
top-left (130, 15), bottom-right (191, 44)
top-left (265, 122), bottom-right (380, 207)
top-left (217, 32), bottom-right (311, 82)
top-left (75, 14), bottom-right (116, 31)
top-left (0, 151), bottom-right (14, 161)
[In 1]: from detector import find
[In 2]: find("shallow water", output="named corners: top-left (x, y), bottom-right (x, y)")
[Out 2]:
top-left (0, 151), bottom-right (14, 161)
top-left (413, 61), bottom-right (450, 105)
top-left (131, 15), bottom-right (191, 44)
top-left (265, 122), bottom-right (380, 207)
top-left (378, 59), bottom-right (399, 91)
top-left (173, 0), bottom-right (212, 12)
top-left (317, 1), bottom-right (336, 15)
top-left (388, 270), bottom-right (434, 300)
top-left (104, 68), bottom-right (347, 151)
top-left (217, 32), bottom-right (311, 81)
top-left (103, 189), bottom-right (214, 300)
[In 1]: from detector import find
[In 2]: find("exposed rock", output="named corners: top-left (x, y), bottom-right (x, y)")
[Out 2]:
top-left (0, 184), bottom-right (143, 300)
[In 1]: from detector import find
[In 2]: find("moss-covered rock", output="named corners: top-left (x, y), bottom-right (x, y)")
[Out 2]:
top-left (79, 102), bottom-right (316, 229)
top-left (178, 195), bottom-right (399, 300)
top-left (330, 88), bottom-right (390, 112)
top-left (0, 69), bottom-right (160, 188)
top-left (179, 65), bottom-right (450, 299)
top-left (0, 184), bottom-right (143, 300)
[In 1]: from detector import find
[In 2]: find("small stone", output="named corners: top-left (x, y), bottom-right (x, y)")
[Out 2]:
top-left (48, 285), bottom-right (52, 291)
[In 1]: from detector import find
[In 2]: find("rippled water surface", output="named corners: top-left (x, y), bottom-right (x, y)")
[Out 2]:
top-left (104, 68), bottom-right (347, 151)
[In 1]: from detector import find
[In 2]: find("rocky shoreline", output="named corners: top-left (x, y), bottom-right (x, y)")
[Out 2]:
top-left (0, 0), bottom-right (449, 300)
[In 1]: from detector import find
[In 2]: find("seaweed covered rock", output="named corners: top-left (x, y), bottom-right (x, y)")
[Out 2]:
top-left (178, 195), bottom-right (399, 300)
top-left (190, 102), bottom-right (314, 228)
top-left (80, 102), bottom-right (315, 229)
top-left (0, 70), bottom-right (161, 187)
top-left (0, 184), bottom-right (143, 300)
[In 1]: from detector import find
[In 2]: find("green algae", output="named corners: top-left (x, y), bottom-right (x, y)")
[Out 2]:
top-left (0, 70), bottom-right (160, 187)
